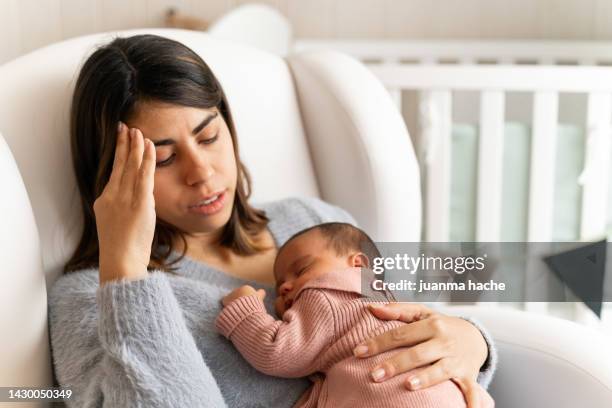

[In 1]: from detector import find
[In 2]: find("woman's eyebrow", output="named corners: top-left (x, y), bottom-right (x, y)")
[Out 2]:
top-left (152, 112), bottom-right (218, 146)
top-left (192, 111), bottom-right (218, 135)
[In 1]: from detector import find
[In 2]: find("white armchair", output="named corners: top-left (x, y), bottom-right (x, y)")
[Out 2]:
top-left (0, 29), bottom-right (610, 408)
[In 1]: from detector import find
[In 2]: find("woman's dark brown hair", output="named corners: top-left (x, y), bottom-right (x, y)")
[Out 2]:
top-left (64, 34), bottom-right (269, 273)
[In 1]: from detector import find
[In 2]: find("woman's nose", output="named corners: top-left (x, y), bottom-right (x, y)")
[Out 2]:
top-left (184, 150), bottom-right (214, 186)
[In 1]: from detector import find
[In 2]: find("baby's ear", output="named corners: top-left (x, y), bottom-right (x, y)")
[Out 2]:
top-left (349, 252), bottom-right (370, 268)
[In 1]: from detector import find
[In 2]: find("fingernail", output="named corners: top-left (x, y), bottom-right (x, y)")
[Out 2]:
top-left (353, 345), bottom-right (369, 357)
top-left (371, 368), bottom-right (386, 382)
top-left (369, 304), bottom-right (383, 309)
top-left (117, 122), bottom-right (123, 132)
top-left (408, 376), bottom-right (420, 390)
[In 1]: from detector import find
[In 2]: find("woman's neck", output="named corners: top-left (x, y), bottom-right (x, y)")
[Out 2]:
top-left (175, 231), bottom-right (229, 261)
top-left (174, 228), bottom-right (278, 284)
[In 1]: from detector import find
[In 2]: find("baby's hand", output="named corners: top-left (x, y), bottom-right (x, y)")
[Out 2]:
top-left (222, 285), bottom-right (266, 307)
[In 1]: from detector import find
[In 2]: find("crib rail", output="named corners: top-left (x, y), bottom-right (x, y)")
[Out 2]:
top-left (366, 64), bottom-right (612, 243)
top-left (295, 39), bottom-right (612, 66)
top-left (294, 40), bottom-right (612, 324)
top-left (370, 64), bottom-right (612, 93)
top-left (372, 64), bottom-right (612, 322)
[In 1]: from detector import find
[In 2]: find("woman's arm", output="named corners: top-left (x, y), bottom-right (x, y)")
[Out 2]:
top-left (354, 303), bottom-right (496, 408)
top-left (215, 289), bottom-right (334, 378)
top-left (49, 271), bottom-right (227, 407)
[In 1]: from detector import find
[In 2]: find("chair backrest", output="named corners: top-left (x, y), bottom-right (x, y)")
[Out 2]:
top-left (208, 4), bottom-right (292, 56)
top-left (0, 29), bottom-right (319, 287)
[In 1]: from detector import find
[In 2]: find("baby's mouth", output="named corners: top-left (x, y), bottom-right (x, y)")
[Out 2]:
top-left (284, 298), bottom-right (293, 310)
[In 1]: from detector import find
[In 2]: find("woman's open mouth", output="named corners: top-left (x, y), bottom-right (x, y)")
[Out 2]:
top-left (188, 191), bottom-right (227, 216)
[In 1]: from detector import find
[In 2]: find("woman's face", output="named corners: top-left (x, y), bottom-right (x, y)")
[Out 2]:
top-left (126, 100), bottom-right (237, 240)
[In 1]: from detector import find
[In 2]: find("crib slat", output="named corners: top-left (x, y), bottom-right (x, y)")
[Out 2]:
top-left (528, 91), bottom-right (559, 241)
top-left (477, 91), bottom-right (505, 241)
top-left (580, 92), bottom-right (612, 240)
top-left (422, 90), bottom-right (452, 241)
top-left (525, 92), bottom-right (558, 315)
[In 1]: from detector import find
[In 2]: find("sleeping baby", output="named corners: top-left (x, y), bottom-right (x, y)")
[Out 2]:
top-left (216, 222), bottom-right (492, 408)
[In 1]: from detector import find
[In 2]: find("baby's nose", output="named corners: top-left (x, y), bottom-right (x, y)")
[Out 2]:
top-left (278, 282), bottom-right (292, 295)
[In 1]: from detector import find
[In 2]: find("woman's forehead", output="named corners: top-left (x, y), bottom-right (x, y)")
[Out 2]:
top-left (131, 100), bottom-right (215, 121)
top-left (128, 102), bottom-right (219, 136)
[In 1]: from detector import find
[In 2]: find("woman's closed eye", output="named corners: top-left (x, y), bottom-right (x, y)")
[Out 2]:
top-left (155, 133), bottom-right (219, 167)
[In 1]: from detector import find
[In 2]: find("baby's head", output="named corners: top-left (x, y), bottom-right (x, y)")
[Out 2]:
top-left (273, 222), bottom-right (379, 315)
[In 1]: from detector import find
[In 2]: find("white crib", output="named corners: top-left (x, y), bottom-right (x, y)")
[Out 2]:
top-left (295, 39), bottom-right (612, 328)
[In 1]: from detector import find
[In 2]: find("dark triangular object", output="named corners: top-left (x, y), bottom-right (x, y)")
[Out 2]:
top-left (543, 240), bottom-right (606, 318)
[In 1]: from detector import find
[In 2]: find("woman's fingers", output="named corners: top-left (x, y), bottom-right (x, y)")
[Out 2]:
top-left (370, 339), bottom-right (447, 383)
top-left (453, 378), bottom-right (480, 408)
top-left (135, 137), bottom-right (156, 199)
top-left (354, 317), bottom-right (434, 358)
top-left (368, 303), bottom-right (434, 323)
top-left (452, 378), bottom-right (494, 408)
top-left (403, 358), bottom-right (452, 391)
top-left (120, 128), bottom-right (145, 194)
top-left (106, 122), bottom-right (129, 193)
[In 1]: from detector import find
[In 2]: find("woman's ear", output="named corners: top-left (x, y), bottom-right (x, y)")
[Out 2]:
top-left (349, 252), bottom-right (370, 268)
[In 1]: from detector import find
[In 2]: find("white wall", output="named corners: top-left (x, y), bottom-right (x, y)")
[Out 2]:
top-left (3, 0), bottom-right (612, 65)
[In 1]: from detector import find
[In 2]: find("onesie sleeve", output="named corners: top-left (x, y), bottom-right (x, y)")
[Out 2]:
top-left (215, 289), bottom-right (335, 378)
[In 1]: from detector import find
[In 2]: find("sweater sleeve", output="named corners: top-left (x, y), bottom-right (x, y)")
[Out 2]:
top-left (463, 317), bottom-right (498, 389)
top-left (215, 290), bottom-right (334, 378)
top-left (48, 270), bottom-right (226, 408)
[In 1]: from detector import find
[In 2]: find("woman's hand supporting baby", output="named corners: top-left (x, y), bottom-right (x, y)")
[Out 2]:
top-left (355, 303), bottom-right (493, 408)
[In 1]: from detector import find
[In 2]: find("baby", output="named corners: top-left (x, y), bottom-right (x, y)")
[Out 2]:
top-left (216, 222), bottom-right (488, 408)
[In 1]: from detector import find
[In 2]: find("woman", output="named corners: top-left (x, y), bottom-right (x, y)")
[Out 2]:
top-left (48, 34), bottom-right (496, 407)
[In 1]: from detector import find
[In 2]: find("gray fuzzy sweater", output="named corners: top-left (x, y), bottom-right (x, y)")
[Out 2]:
top-left (48, 197), bottom-right (497, 408)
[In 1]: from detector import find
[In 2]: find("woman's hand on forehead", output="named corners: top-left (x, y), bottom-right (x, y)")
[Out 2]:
top-left (94, 123), bottom-right (157, 284)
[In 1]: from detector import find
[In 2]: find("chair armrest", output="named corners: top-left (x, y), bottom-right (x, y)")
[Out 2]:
top-left (287, 50), bottom-right (421, 241)
top-left (441, 305), bottom-right (612, 408)
top-left (0, 133), bottom-right (52, 389)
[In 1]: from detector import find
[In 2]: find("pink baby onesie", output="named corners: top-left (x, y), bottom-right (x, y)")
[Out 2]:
top-left (216, 267), bottom-right (466, 408)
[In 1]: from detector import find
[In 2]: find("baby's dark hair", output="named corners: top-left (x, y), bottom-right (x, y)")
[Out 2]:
top-left (280, 222), bottom-right (381, 265)
top-left (280, 222), bottom-right (394, 302)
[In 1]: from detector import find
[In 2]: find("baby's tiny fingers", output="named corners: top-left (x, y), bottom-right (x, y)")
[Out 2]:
top-left (257, 289), bottom-right (266, 300)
